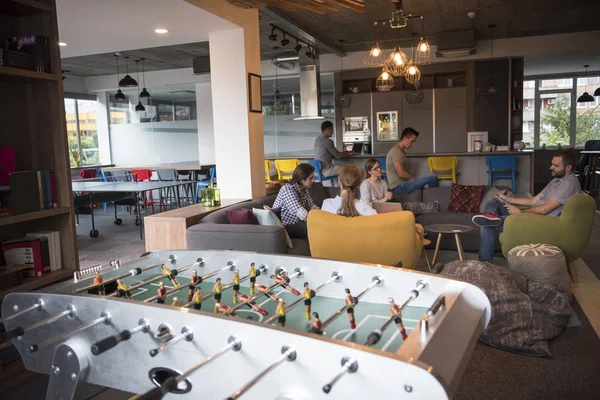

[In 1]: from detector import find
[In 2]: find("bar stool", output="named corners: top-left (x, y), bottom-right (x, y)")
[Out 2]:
top-left (156, 169), bottom-right (179, 208)
top-left (486, 156), bottom-right (517, 191)
top-left (274, 159), bottom-right (300, 180)
top-left (427, 156), bottom-right (459, 184)
top-left (265, 160), bottom-right (273, 182)
top-left (194, 167), bottom-right (216, 204)
top-left (130, 169), bottom-right (166, 214)
top-left (307, 159), bottom-right (337, 186)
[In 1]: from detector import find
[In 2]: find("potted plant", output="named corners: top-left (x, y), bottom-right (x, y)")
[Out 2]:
top-left (484, 142), bottom-right (492, 152)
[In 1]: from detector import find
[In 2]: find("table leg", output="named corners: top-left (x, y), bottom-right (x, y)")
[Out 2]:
top-left (431, 233), bottom-right (442, 266)
top-left (175, 185), bottom-right (181, 208)
top-left (135, 191), bottom-right (143, 240)
top-left (454, 234), bottom-right (465, 260)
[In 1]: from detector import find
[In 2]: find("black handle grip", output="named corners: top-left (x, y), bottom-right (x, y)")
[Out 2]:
top-left (91, 330), bottom-right (131, 355)
top-left (0, 326), bottom-right (24, 343)
top-left (138, 377), bottom-right (178, 400)
top-left (323, 384), bottom-right (332, 393)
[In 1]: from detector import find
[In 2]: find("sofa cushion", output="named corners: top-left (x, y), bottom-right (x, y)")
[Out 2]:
top-left (253, 208), bottom-right (293, 248)
top-left (201, 195), bottom-right (277, 224)
top-left (421, 187), bottom-right (451, 211)
top-left (391, 189), bottom-right (422, 204)
top-left (448, 184), bottom-right (484, 213)
top-left (225, 209), bottom-right (259, 225)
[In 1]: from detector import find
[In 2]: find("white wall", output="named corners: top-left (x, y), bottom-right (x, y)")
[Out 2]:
top-left (62, 75), bottom-right (86, 93)
top-left (110, 120), bottom-right (199, 166)
top-left (195, 82), bottom-right (215, 165)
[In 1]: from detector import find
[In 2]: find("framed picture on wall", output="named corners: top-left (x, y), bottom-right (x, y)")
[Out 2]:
top-left (376, 111), bottom-right (398, 141)
top-left (248, 73), bottom-right (262, 113)
top-left (467, 131), bottom-right (489, 152)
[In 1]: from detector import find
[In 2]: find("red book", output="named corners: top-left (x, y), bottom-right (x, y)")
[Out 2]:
top-left (1, 237), bottom-right (45, 277)
top-left (0, 147), bottom-right (15, 187)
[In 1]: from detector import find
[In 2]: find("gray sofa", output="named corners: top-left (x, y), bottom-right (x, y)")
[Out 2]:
top-left (186, 182), bottom-right (523, 256)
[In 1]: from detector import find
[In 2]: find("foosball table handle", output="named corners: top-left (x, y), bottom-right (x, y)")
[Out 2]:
top-left (137, 377), bottom-right (178, 400)
top-left (91, 330), bottom-right (131, 355)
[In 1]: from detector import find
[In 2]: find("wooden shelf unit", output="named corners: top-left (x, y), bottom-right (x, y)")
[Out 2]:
top-left (0, 0), bottom-right (79, 295)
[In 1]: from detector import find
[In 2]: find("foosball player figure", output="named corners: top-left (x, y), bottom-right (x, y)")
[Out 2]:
top-left (311, 312), bottom-right (323, 335)
top-left (276, 298), bottom-right (286, 327)
top-left (215, 302), bottom-right (234, 315)
top-left (388, 298), bottom-right (408, 340)
top-left (116, 279), bottom-right (133, 299)
top-left (249, 263), bottom-right (257, 295)
top-left (93, 271), bottom-right (105, 296)
top-left (192, 287), bottom-right (202, 310)
top-left (272, 271), bottom-right (301, 296)
top-left (232, 270), bottom-right (240, 304)
top-left (345, 288), bottom-right (357, 329)
top-left (257, 284), bottom-right (280, 303)
top-left (162, 264), bottom-right (180, 287)
top-left (213, 278), bottom-right (223, 313)
top-left (157, 282), bottom-right (167, 304)
top-left (188, 270), bottom-right (201, 302)
top-left (303, 282), bottom-right (315, 320)
top-left (172, 297), bottom-right (180, 307)
top-left (238, 294), bottom-right (269, 316)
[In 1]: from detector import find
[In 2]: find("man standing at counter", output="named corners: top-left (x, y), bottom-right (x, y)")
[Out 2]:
top-left (386, 127), bottom-right (439, 195)
top-left (314, 121), bottom-right (355, 177)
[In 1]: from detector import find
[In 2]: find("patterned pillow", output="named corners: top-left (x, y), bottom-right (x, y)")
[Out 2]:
top-left (448, 184), bottom-right (484, 213)
top-left (253, 208), bottom-right (293, 248)
top-left (225, 209), bottom-right (259, 225)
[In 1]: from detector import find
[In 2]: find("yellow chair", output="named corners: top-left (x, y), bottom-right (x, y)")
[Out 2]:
top-left (427, 156), bottom-right (459, 183)
top-left (265, 160), bottom-right (272, 182)
top-left (274, 159), bottom-right (300, 180)
top-left (307, 210), bottom-right (423, 269)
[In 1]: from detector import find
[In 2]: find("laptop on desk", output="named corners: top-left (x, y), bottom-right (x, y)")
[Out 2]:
top-left (372, 202), bottom-right (403, 213)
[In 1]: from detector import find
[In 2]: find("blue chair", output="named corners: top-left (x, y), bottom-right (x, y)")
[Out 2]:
top-left (307, 160), bottom-right (337, 187)
top-left (486, 156), bottom-right (517, 191)
top-left (376, 157), bottom-right (387, 182)
top-left (194, 167), bottom-right (216, 204)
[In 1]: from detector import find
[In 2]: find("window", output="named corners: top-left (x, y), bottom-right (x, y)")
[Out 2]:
top-left (557, 79), bottom-right (571, 87)
top-left (65, 97), bottom-right (99, 167)
top-left (577, 78), bottom-right (587, 86)
top-left (541, 78), bottom-right (572, 90)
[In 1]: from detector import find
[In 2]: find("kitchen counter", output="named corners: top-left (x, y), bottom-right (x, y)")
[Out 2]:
top-left (267, 151), bottom-right (534, 160)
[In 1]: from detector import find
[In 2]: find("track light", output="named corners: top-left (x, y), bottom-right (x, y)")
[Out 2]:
top-left (269, 27), bottom-right (277, 41)
top-left (294, 40), bottom-right (302, 53)
top-left (281, 33), bottom-right (289, 46)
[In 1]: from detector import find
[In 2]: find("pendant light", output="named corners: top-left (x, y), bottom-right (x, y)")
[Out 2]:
top-left (376, 67), bottom-right (394, 92)
top-left (337, 40), bottom-right (352, 109)
top-left (416, 16), bottom-right (431, 65)
top-left (595, 86), bottom-right (600, 97)
top-left (139, 58), bottom-right (150, 98)
top-left (271, 63), bottom-right (285, 113)
top-left (385, 28), bottom-right (408, 77)
top-left (134, 60), bottom-right (146, 111)
top-left (114, 54), bottom-right (126, 101)
top-left (119, 56), bottom-right (138, 87)
top-left (577, 65), bottom-right (596, 103)
top-left (405, 32), bottom-right (421, 84)
top-left (486, 24), bottom-right (499, 97)
top-left (363, 21), bottom-right (386, 68)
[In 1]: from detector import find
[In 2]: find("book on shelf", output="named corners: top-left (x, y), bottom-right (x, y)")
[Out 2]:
top-left (1, 237), bottom-right (50, 277)
top-left (8, 170), bottom-right (57, 215)
top-left (26, 231), bottom-right (61, 271)
top-left (4, 35), bottom-right (51, 73)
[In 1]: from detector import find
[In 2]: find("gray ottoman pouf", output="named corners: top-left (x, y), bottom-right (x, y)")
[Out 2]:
top-left (508, 244), bottom-right (571, 297)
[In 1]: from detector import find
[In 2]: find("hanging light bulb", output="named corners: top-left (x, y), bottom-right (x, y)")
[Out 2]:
top-left (114, 54), bottom-right (126, 101)
top-left (416, 17), bottom-right (431, 65)
top-left (405, 29), bottom-right (421, 85)
top-left (363, 22), bottom-right (386, 68)
top-left (139, 58), bottom-right (150, 98)
top-left (385, 46), bottom-right (408, 77)
top-left (134, 60), bottom-right (145, 111)
top-left (119, 56), bottom-right (138, 87)
top-left (376, 67), bottom-right (394, 92)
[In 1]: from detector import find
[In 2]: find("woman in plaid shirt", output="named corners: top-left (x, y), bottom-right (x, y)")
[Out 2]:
top-left (272, 163), bottom-right (319, 239)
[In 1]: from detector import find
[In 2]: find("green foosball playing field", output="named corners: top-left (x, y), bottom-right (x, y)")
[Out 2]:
top-left (117, 273), bottom-right (427, 353)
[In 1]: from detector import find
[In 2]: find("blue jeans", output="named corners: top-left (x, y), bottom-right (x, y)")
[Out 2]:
top-left (391, 173), bottom-right (439, 195)
top-left (478, 198), bottom-right (509, 262)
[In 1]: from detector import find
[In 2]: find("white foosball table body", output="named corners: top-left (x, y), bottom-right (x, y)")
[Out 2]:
top-left (1, 250), bottom-right (491, 399)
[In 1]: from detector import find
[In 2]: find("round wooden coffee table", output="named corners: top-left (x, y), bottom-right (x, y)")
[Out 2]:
top-left (424, 224), bottom-right (474, 265)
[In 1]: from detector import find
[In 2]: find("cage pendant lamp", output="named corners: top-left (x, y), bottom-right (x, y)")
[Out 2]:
top-left (139, 58), bottom-right (150, 98)
top-left (119, 56), bottom-right (138, 87)
top-left (405, 33), bottom-right (421, 84)
top-left (376, 67), bottom-right (394, 92)
top-left (385, 46), bottom-right (408, 77)
top-left (416, 17), bottom-right (431, 65)
top-left (363, 22), bottom-right (387, 68)
top-left (577, 65), bottom-right (595, 103)
top-left (134, 60), bottom-right (146, 111)
top-left (114, 54), bottom-right (126, 101)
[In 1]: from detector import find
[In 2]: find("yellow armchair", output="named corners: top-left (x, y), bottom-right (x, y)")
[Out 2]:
top-left (307, 210), bottom-right (423, 269)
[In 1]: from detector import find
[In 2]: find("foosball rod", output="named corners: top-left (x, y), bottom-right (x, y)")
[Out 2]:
top-left (322, 356), bottom-right (359, 394)
top-left (2, 305), bottom-right (76, 342)
top-left (228, 268), bottom-right (302, 314)
top-left (264, 272), bottom-right (341, 324)
top-left (0, 298), bottom-right (44, 326)
top-left (145, 264), bottom-right (236, 303)
top-left (73, 259), bottom-right (121, 283)
top-left (74, 255), bottom-right (178, 294)
top-left (137, 336), bottom-right (242, 400)
top-left (149, 327), bottom-right (193, 357)
top-left (364, 280), bottom-right (427, 347)
top-left (29, 311), bottom-right (111, 353)
top-left (91, 318), bottom-right (150, 356)
top-left (320, 276), bottom-right (383, 330)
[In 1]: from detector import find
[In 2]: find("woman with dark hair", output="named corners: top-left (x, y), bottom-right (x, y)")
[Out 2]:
top-left (360, 158), bottom-right (393, 207)
top-left (321, 164), bottom-right (376, 217)
top-left (272, 163), bottom-right (319, 238)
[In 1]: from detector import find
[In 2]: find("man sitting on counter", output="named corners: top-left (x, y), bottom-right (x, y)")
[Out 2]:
top-left (314, 121), bottom-right (355, 177)
top-left (386, 127), bottom-right (439, 195)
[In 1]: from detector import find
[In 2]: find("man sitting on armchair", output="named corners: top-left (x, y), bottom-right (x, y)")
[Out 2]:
top-left (473, 151), bottom-right (581, 263)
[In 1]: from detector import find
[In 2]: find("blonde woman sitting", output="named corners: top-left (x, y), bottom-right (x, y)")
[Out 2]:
top-left (360, 158), bottom-right (393, 207)
top-left (321, 165), bottom-right (376, 217)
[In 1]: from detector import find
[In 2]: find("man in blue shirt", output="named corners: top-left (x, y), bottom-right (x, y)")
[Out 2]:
top-left (473, 151), bottom-right (581, 262)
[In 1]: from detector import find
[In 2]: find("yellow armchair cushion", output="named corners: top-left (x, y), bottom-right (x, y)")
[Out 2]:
top-left (307, 210), bottom-right (423, 268)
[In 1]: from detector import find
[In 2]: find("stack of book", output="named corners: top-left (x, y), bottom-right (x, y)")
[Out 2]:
top-left (3, 35), bottom-right (51, 73)
top-left (9, 170), bottom-right (57, 215)
top-left (1, 231), bottom-right (62, 277)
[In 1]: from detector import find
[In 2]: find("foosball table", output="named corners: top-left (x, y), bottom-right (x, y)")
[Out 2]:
top-left (0, 250), bottom-right (491, 399)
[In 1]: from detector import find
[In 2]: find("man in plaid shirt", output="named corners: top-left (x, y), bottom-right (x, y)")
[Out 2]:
top-left (273, 163), bottom-right (319, 238)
